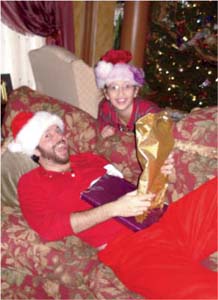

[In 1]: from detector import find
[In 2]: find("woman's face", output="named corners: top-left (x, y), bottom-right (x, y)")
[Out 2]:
top-left (105, 81), bottom-right (139, 112)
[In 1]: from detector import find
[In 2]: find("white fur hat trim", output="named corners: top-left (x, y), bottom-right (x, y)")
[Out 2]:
top-left (95, 62), bottom-right (142, 89)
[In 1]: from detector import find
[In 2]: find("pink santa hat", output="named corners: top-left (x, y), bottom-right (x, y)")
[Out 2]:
top-left (94, 49), bottom-right (145, 89)
top-left (8, 111), bottom-right (64, 156)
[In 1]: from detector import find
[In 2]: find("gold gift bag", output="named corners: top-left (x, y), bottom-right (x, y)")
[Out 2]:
top-left (135, 111), bottom-right (174, 223)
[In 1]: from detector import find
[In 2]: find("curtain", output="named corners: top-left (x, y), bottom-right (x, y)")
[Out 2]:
top-left (1, 1), bottom-right (74, 53)
top-left (1, 22), bottom-right (45, 89)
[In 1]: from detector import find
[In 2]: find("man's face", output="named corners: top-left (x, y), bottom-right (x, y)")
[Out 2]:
top-left (37, 124), bottom-right (70, 164)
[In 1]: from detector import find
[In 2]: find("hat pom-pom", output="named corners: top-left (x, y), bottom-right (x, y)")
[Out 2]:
top-left (95, 61), bottom-right (113, 79)
top-left (95, 61), bottom-right (113, 88)
top-left (101, 49), bottom-right (132, 64)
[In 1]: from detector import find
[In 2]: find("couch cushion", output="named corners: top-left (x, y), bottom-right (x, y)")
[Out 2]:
top-left (167, 106), bottom-right (217, 203)
top-left (95, 132), bottom-right (142, 185)
top-left (1, 204), bottom-right (141, 299)
top-left (173, 106), bottom-right (217, 148)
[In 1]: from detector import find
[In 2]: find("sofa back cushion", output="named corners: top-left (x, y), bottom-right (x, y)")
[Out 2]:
top-left (167, 106), bottom-right (217, 203)
top-left (95, 132), bottom-right (142, 185)
top-left (2, 86), bottom-right (97, 154)
top-left (173, 106), bottom-right (217, 148)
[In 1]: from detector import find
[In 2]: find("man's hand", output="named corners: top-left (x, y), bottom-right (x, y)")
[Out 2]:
top-left (161, 153), bottom-right (175, 177)
top-left (70, 190), bottom-right (155, 233)
top-left (112, 190), bottom-right (155, 217)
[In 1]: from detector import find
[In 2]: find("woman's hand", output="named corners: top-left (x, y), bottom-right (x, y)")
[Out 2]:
top-left (101, 125), bottom-right (116, 138)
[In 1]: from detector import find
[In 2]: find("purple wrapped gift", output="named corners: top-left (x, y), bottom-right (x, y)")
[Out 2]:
top-left (81, 174), bottom-right (168, 231)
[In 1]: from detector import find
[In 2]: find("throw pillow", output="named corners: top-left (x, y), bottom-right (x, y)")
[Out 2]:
top-left (1, 146), bottom-right (37, 207)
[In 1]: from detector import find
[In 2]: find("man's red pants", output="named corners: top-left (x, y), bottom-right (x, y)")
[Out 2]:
top-left (99, 177), bottom-right (217, 299)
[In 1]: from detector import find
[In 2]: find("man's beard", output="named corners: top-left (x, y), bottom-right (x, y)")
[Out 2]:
top-left (37, 141), bottom-right (70, 164)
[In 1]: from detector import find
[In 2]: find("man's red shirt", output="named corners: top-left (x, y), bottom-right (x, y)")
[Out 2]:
top-left (18, 152), bottom-right (131, 247)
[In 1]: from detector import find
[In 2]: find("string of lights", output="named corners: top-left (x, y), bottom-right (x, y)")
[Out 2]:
top-left (143, 1), bottom-right (217, 112)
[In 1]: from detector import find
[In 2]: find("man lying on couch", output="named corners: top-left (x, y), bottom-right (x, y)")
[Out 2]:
top-left (8, 111), bottom-right (217, 299)
top-left (8, 111), bottom-right (161, 248)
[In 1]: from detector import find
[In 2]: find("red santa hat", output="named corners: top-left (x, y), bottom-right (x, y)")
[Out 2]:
top-left (8, 111), bottom-right (64, 156)
top-left (94, 49), bottom-right (145, 89)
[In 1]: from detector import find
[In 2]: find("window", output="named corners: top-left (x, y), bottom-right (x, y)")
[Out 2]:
top-left (1, 22), bottom-right (45, 89)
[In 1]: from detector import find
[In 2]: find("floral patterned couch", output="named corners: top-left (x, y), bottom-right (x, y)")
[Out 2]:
top-left (1, 86), bottom-right (217, 299)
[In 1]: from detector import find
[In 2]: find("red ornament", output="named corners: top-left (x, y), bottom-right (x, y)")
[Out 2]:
top-left (101, 49), bottom-right (132, 64)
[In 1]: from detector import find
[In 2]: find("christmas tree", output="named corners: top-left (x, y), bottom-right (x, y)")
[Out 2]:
top-left (144, 1), bottom-right (217, 112)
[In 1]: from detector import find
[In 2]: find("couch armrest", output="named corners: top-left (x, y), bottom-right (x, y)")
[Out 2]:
top-left (29, 45), bottom-right (103, 118)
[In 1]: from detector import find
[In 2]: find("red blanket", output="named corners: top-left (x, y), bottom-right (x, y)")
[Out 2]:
top-left (99, 177), bottom-right (217, 299)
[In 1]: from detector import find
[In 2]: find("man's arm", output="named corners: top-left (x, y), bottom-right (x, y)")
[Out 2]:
top-left (71, 154), bottom-right (174, 234)
top-left (70, 190), bottom-right (154, 233)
